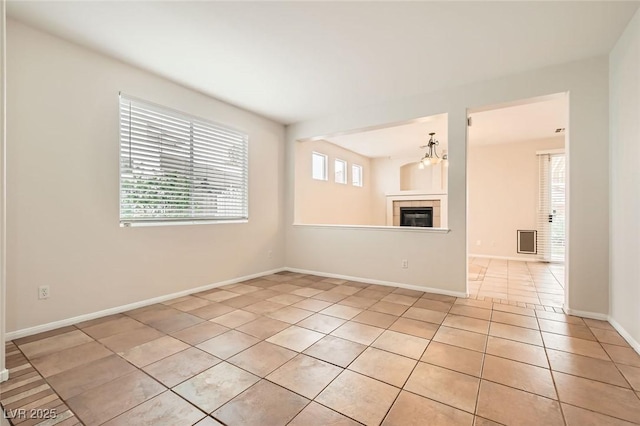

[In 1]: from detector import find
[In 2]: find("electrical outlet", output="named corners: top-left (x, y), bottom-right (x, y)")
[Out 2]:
top-left (38, 285), bottom-right (50, 300)
top-left (476, 240), bottom-right (482, 246)
top-left (267, 249), bottom-right (273, 259)
top-left (401, 259), bottom-right (409, 269)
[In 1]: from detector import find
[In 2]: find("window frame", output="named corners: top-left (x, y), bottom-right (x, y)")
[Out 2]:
top-left (118, 93), bottom-right (249, 226)
top-left (334, 158), bottom-right (347, 184)
top-left (311, 151), bottom-right (328, 181)
top-left (352, 163), bottom-right (363, 187)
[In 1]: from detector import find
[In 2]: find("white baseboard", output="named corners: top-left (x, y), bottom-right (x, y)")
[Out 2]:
top-left (469, 254), bottom-right (540, 262)
top-left (564, 308), bottom-right (609, 321)
top-left (285, 267), bottom-right (467, 298)
top-left (608, 316), bottom-right (640, 356)
top-left (0, 368), bottom-right (8, 383)
top-left (5, 267), bottom-right (286, 341)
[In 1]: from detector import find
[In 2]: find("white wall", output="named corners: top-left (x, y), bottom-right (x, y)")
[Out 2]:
top-left (0, 1), bottom-right (7, 382)
top-left (468, 137), bottom-right (564, 258)
top-left (6, 20), bottom-right (285, 332)
top-left (609, 9), bottom-right (640, 348)
top-left (295, 140), bottom-right (373, 225)
top-left (286, 56), bottom-right (610, 314)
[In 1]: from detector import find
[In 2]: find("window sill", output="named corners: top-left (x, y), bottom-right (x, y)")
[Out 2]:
top-left (121, 219), bottom-right (249, 228)
top-left (292, 223), bottom-right (451, 233)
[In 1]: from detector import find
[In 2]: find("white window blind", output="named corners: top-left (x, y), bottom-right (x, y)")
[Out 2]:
top-left (537, 153), bottom-right (566, 261)
top-left (119, 94), bottom-right (249, 224)
top-left (335, 159), bottom-right (347, 184)
top-left (352, 164), bottom-right (363, 187)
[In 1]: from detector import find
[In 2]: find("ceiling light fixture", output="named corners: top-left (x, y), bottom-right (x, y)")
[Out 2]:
top-left (418, 132), bottom-right (447, 169)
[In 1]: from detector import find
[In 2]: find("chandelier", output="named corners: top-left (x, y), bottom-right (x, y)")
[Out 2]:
top-left (418, 132), bottom-right (447, 169)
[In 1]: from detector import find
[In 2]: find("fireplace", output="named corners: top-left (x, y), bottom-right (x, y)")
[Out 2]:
top-left (400, 207), bottom-right (433, 227)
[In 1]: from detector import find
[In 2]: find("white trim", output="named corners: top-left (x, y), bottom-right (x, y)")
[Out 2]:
top-left (0, 369), bottom-right (8, 383)
top-left (469, 254), bottom-right (541, 263)
top-left (286, 266), bottom-right (467, 298)
top-left (292, 223), bottom-right (450, 234)
top-left (5, 268), bottom-right (285, 341)
top-left (608, 316), bottom-right (640, 356)
top-left (564, 308), bottom-right (608, 321)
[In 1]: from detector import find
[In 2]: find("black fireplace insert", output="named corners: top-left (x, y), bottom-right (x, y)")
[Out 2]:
top-left (400, 207), bottom-right (433, 227)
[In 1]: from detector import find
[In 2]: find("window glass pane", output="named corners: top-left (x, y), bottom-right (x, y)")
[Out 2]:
top-left (352, 164), bottom-right (363, 187)
top-left (312, 152), bottom-right (327, 180)
top-left (335, 159), bottom-right (347, 184)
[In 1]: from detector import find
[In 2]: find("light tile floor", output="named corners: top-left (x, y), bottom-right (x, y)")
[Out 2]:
top-left (469, 258), bottom-right (566, 308)
top-left (2, 271), bottom-right (639, 425)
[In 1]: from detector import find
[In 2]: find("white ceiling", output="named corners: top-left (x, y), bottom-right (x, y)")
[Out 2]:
top-left (323, 114), bottom-right (448, 159)
top-left (468, 96), bottom-right (568, 146)
top-left (7, 1), bottom-right (639, 124)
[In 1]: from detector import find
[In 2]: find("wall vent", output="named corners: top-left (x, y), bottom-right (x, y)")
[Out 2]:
top-left (517, 230), bottom-right (537, 254)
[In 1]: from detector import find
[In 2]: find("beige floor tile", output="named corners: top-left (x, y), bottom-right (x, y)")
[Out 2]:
top-left (433, 326), bottom-right (487, 352)
top-left (210, 309), bottom-right (259, 328)
top-left (591, 328), bottom-right (630, 346)
top-left (47, 355), bottom-right (136, 400)
top-left (189, 302), bottom-right (236, 320)
top-left (489, 322), bottom-right (543, 346)
top-left (421, 342), bottom-right (484, 377)
top-left (198, 290), bottom-right (240, 303)
top-left (404, 362), bottom-right (479, 413)
top-left (492, 304), bottom-right (535, 317)
top-left (291, 287), bottom-right (324, 297)
top-left (476, 380), bottom-right (564, 426)
top-left (603, 344), bottom-right (640, 367)
top-left (535, 310), bottom-right (584, 325)
top-left (381, 293), bottom-right (418, 306)
top-left (103, 391), bottom-right (204, 426)
top-left (228, 341), bottom-right (296, 377)
top-left (546, 348), bottom-right (628, 387)
top-left (485, 336), bottom-right (548, 368)
top-left (371, 330), bottom-right (429, 359)
top-left (221, 295), bottom-right (261, 309)
top-left (143, 347), bottom-right (220, 387)
top-left (482, 355), bottom-right (556, 399)
top-left (542, 332), bottom-right (608, 360)
top-left (292, 298), bottom-right (332, 312)
top-left (271, 283), bottom-right (304, 293)
top-left (553, 371), bottom-right (640, 423)
top-left (267, 325), bottom-right (324, 352)
top-left (331, 322), bottom-right (384, 346)
top-left (618, 364), bottom-right (640, 391)
top-left (289, 401), bottom-right (360, 426)
top-left (442, 314), bottom-right (490, 334)
top-left (214, 380), bottom-right (308, 425)
top-left (265, 306), bottom-right (314, 323)
top-left (30, 341), bottom-right (112, 378)
top-left (369, 301), bottom-right (409, 316)
top-left (169, 297), bottom-right (212, 313)
top-left (349, 347), bottom-right (416, 387)
top-left (235, 317), bottom-right (290, 340)
top-left (413, 298), bottom-right (453, 312)
top-left (388, 317), bottom-right (439, 339)
top-left (316, 370), bottom-right (400, 426)
top-left (19, 330), bottom-right (93, 360)
top-left (146, 311), bottom-right (204, 334)
top-left (582, 318), bottom-right (616, 331)
top-left (402, 307), bottom-right (447, 324)
top-left (312, 291), bottom-right (348, 303)
top-left (454, 298), bottom-right (492, 309)
top-left (382, 391), bottom-right (473, 426)
top-left (490, 311), bottom-right (539, 330)
top-left (320, 304), bottom-right (364, 320)
top-left (296, 313), bottom-right (347, 334)
top-left (98, 326), bottom-right (165, 353)
top-left (538, 319), bottom-right (596, 341)
top-left (197, 330), bottom-right (259, 359)
top-left (561, 403), bottom-right (637, 426)
top-left (303, 335), bottom-right (367, 368)
top-left (352, 310), bottom-right (397, 328)
top-left (120, 336), bottom-right (190, 368)
top-left (243, 300), bottom-right (287, 315)
top-left (173, 362), bottom-right (259, 413)
top-left (339, 296), bottom-right (378, 309)
top-left (170, 321), bottom-right (229, 345)
top-left (448, 305), bottom-right (492, 321)
top-left (66, 370), bottom-right (165, 425)
top-left (81, 316), bottom-right (145, 340)
top-left (268, 293), bottom-right (306, 305)
top-left (267, 354), bottom-right (342, 398)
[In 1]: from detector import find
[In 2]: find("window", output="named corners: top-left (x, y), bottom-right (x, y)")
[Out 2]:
top-left (352, 164), bottom-right (363, 187)
top-left (335, 159), bottom-right (347, 184)
top-left (119, 94), bottom-right (249, 224)
top-left (312, 152), bottom-right (328, 180)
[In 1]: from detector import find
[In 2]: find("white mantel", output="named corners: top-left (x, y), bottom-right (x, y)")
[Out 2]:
top-left (386, 191), bottom-right (448, 228)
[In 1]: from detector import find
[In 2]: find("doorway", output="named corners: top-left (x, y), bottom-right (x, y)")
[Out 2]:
top-left (466, 94), bottom-right (568, 309)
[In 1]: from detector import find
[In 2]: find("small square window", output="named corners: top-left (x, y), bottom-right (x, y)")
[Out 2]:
top-left (352, 164), bottom-right (363, 187)
top-left (335, 159), bottom-right (347, 184)
top-left (312, 152), bottom-right (328, 181)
